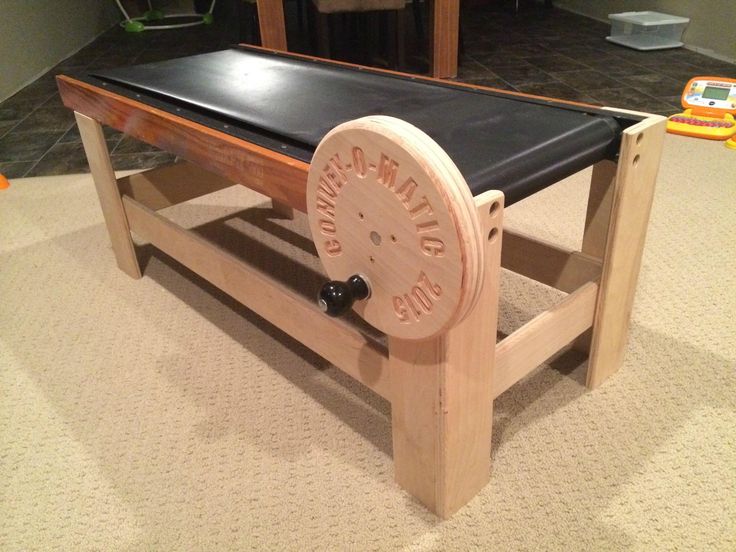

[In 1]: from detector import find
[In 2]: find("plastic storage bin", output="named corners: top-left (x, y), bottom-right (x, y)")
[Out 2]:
top-left (606, 11), bottom-right (690, 51)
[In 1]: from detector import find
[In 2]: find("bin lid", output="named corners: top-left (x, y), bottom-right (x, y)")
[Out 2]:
top-left (608, 11), bottom-right (690, 25)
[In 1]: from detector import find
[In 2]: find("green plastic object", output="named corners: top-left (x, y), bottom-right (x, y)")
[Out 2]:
top-left (144, 9), bottom-right (164, 21)
top-left (202, 13), bottom-right (214, 24)
top-left (124, 20), bottom-right (145, 32)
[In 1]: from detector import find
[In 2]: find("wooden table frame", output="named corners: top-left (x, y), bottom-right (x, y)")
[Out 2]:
top-left (57, 61), bottom-right (665, 518)
top-left (256, 0), bottom-right (460, 77)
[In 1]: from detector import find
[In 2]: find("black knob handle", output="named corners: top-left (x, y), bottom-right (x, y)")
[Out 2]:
top-left (318, 274), bottom-right (370, 317)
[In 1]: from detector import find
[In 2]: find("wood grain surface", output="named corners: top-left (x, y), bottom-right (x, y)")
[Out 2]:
top-left (306, 116), bottom-right (483, 340)
top-left (57, 76), bottom-right (309, 211)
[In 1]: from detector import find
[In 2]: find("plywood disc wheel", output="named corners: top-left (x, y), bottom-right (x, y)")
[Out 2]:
top-left (307, 116), bottom-right (484, 340)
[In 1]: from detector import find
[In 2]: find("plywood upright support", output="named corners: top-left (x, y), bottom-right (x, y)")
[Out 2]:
top-left (76, 112), bottom-right (141, 279)
top-left (573, 159), bottom-right (617, 353)
top-left (582, 160), bottom-right (617, 260)
top-left (585, 116), bottom-right (666, 388)
top-left (389, 190), bottom-right (503, 518)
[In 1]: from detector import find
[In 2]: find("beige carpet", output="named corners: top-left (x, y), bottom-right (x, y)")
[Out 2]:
top-left (1, 134), bottom-right (734, 551)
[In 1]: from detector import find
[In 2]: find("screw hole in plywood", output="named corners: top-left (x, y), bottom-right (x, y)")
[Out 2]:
top-left (488, 227), bottom-right (498, 242)
top-left (633, 154), bottom-right (640, 167)
top-left (489, 201), bottom-right (500, 217)
top-left (636, 133), bottom-right (643, 145)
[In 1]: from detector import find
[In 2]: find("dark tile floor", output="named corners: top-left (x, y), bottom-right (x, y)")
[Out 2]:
top-left (1, 2), bottom-right (734, 179)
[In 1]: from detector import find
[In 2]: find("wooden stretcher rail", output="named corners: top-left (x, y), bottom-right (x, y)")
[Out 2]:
top-left (122, 195), bottom-right (393, 400)
top-left (117, 162), bottom-right (236, 211)
top-left (493, 281), bottom-right (598, 397)
top-left (502, 230), bottom-right (602, 293)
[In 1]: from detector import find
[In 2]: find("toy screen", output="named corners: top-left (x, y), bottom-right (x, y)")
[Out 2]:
top-left (702, 86), bottom-right (730, 101)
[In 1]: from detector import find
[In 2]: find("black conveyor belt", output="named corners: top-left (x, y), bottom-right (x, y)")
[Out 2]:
top-left (89, 47), bottom-right (638, 205)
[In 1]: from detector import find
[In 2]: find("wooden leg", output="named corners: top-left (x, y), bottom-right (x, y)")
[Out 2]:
top-left (586, 117), bottom-right (666, 388)
top-left (573, 159), bottom-right (617, 353)
top-left (390, 190), bottom-right (503, 517)
top-left (581, 160), bottom-right (617, 260)
top-left (76, 112), bottom-right (142, 279)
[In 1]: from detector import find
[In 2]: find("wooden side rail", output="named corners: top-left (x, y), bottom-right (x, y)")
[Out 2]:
top-left (122, 195), bottom-right (392, 400)
top-left (493, 281), bottom-right (598, 397)
top-left (60, 78), bottom-right (310, 211)
top-left (117, 162), bottom-right (236, 211)
top-left (119, 161), bottom-right (294, 220)
top-left (501, 229), bottom-right (602, 293)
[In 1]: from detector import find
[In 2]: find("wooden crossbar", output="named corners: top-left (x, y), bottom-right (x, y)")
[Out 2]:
top-left (117, 162), bottom-right (236, 211)
top-left (493, 281), bottom-right (598, 397)
top-left (501, 229), bottom-right (602, 293)
top-left (122, 195), bottom-right (392, 400)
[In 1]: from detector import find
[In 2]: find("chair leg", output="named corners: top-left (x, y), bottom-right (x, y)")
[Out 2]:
top-left (307, 1), bottom-right (317, 51)
top-left (243, 2), bottom-right (262, 45)
top-left (396, 9), bottom-right (405, 69)
top-left (412, 0), bottom-right (424, 41)
top-left (253, 5), bottom-right (262, 45)
top-left (297, 0), bottom-right (305, 28)
top-left (386, 11), bottom-right (398, 68)
top-left (316, 11), bottom-right (331, 57)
